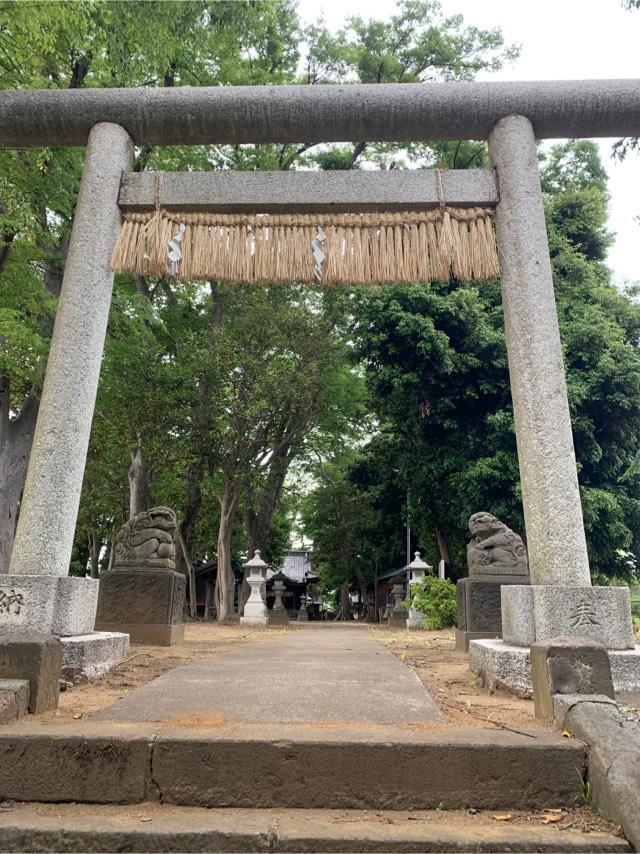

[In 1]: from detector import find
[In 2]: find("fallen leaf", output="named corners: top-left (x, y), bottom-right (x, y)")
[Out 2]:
top-left (561, 730), bottom-right (572, 738)
top-left (140, 817), bottom-right (152, 823)
top-left (541, 815), bottom-right (564, 824)
top-left (72, 713), bottom-right (82, 720)
top-left (492, 814), bottom-right (512, 821)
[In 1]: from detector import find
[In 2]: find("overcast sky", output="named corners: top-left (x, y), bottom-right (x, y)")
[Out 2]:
top-left (297, 0), bottom-right (640, 284)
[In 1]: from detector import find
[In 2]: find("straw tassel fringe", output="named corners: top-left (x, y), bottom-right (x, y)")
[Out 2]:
top-left (111, 208), bottom-right (499, 286)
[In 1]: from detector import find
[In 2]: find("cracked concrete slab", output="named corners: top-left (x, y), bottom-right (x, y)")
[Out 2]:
top-left (93, 625), bottom-right (446, 725)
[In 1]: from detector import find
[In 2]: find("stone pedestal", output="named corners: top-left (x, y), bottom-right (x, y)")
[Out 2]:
top-left (470, 586), bottom-right (640, 693)
top-left (502, 585), bottom-right (635, 649)
top-left (456, 576), bottom-right (525, 651)
top-left (297, 600), bottom-right (309, 623)
top-left (240, 551), bottom-right (268, 626)
top-left (470, 638), bottom-right (640, 697)
top-left (388, 582), bottom-right (408, 628)
top-left (0, 575), bottom-right (98, 637)
top-left (269, 578), bottom-right (289, 626)
top-left (96, 569), bottom-right (185, 646)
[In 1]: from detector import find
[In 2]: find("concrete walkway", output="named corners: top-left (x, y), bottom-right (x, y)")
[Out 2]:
top-left (94, 624), bottom-right (446, 725)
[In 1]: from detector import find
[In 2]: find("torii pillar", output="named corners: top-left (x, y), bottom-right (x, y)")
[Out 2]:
top-left (2, 123), bottom-right (133, 638)
top-left (470, 115), bottom-right (636, 693)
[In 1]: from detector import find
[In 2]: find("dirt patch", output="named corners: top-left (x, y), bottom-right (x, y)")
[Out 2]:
top-left (368, 626), bottom-right (548, 732)
top-left (45, 623), bottom-right (298, 724)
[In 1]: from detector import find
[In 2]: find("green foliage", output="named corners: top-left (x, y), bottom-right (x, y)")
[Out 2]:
top-left (344, 140), bottom-right (640, 581)
top-left (407, 575), bottom-right (457, 629)
top-left (574, 771), bottom-right (593, 807)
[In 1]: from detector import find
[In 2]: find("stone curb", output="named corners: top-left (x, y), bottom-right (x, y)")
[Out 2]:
top-left (0, 725), bottom-right (586, 810)
top-left (562, 698), bottom-right (640, 851)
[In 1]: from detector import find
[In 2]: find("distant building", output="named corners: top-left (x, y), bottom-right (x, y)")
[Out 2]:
top-left (188, 549), bottom-right (323, 620)
top-left (267, 550), bottom-right (322, 619)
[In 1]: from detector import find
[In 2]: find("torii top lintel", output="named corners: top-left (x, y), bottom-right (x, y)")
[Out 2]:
top-left (1, 79), bottom-right (640, 148)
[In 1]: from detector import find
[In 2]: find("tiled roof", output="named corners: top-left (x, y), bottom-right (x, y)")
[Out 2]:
top-left (267, 550), bottom-right (318, 584)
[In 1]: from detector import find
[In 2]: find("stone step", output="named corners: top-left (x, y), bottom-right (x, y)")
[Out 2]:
top-left (0, 721), bottom-right (586, 811)
top-left (0, 803), bottom-right (629, 853)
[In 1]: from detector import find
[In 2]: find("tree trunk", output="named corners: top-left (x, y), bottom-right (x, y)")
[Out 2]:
top-left (362, 581), bottom-right (376, 622)
top-left (241, 445), bottom-right (294, 608)
top-left (128, 446), bottom-right (152, 517)
top-left (176, 467), bottom-right (202, 575)
top-left (177, 528), bottom-right (197, 619)
top-left (204, 581), bottom-right (213, 621)
top-left (334, 581), bottom-right (353, 621)
top-left (88, 527), bottom-right (101, 578)
top-left (214, 488), bottom-right (238, 622)
top-left (0, 389), bottom-right (38, 573)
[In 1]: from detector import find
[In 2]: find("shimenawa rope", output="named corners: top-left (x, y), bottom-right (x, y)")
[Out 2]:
top-left (111, 171), bottom-right (499, 285)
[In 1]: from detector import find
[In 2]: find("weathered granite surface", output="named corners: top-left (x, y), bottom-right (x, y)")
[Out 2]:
top-left (60, 632), bottom-right (129, 684)
top-left (489, 115), bottom-right (591, 587)
top-left (501, 585), bottom-right (635, 649)
top-left (563, 698), bottom-right (640, 850)
top-left (3, 80), bottom-right (640, 148)
top-left (466, 513), bottom-right (529, 578)
top-left (113, 507), bottom-right (177, 571)
top-left (9, 123), bottom-right (133, 578)
top-left (96, 570), bottom-right (185, 644)
top-left (531, 636), bottom-right (615, 720)
top-left (0, 631), bottom-right (62, 713)
top-left (0, 679), bottom-right (29, 724)
top-left (0, 576), bottom-right (98, 636)
top-left (470, 638), bottom-right (640, 696)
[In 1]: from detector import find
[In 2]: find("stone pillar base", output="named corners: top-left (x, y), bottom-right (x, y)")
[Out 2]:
top-left (502, 585), bottom-right (635, 649)
top-left (240, 615), bottom-right (268, 626)
top-left (268, 610), bottom-right (289, 626)
top-left (0, 576), bottom-right (98, 636)
top-left (455, 629), bottom-right (500, 652)
top-left (469, 638), bottom-right (640, 697)
top-left (60, 631), bottom-right (129, 683)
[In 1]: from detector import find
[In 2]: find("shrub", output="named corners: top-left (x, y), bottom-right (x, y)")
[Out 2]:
top-left (407, 575), bottom-right (457, 629)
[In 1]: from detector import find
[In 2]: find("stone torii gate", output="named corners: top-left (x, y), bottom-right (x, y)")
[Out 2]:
top-left (1, 80), bottom-right (639, 686)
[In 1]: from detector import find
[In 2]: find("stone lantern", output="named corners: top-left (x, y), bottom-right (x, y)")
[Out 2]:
top-left (388, 576), bottom-right (409, 628)
top-left (240, 550), bottom-right (269, 626)
top-left (269, 573), bottom-right (289, 626)
top-left (406, 551), bottom-right (433, 630)
top-left (297, 593), bottom-right (310, 622)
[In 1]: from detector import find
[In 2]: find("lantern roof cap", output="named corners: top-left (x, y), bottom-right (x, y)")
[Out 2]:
top-left (407, 551), bottom-right (432, 571)
top-left (244, 549), bottom-right (268, 569)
